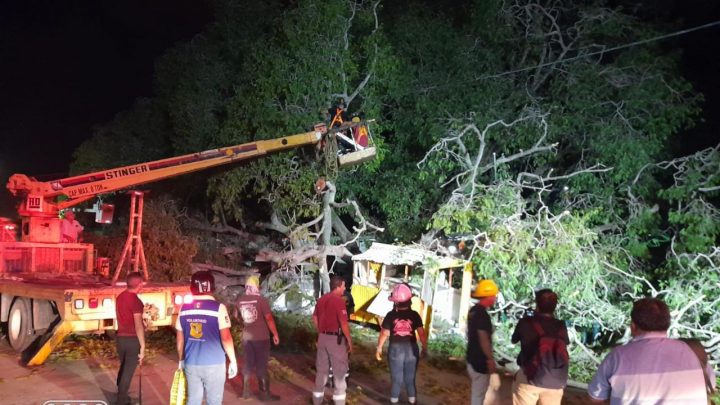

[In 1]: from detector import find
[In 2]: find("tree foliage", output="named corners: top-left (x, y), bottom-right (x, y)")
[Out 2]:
top-left (68, 0), bottom-right (717, 381)
top-left (70, 98), bottom-right (172, 174)
top-left (88, 197), bottom-right (197, 282)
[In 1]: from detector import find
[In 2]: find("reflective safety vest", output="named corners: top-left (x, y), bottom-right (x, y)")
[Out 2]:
top-left (179, 299), bottom-right (225, 366)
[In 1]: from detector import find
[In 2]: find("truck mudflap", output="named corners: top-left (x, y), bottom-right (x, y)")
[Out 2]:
top-left (21, 317), bottom-right (73, 366)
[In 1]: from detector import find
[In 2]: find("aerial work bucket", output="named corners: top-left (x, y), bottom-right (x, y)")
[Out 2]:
top-left (334, 119), bottom-right (377, 167)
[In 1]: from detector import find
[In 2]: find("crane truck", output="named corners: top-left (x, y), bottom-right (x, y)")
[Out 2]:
top-left (0, 121), bottom-right (375, 365)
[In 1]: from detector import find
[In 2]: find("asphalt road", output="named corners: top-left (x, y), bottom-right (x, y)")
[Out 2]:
top-left (0, 337), bottom-right (319, 405)
top-left (0, 334), bottom-right (591, 405)
top-left (0, 335), bottom-right (393, 405)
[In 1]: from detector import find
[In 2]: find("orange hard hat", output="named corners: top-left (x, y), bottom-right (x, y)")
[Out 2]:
top-left (472, 279), bottom-right (499, 298)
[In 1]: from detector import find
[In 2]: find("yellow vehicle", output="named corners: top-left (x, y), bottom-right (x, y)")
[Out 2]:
top-left (348, 242), bottom-right (473, 337)
top-left (1, 121), bottom-right (374, 365)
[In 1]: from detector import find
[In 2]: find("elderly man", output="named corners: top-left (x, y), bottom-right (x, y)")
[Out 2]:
top-left (60, 210), bottom-right (83, 242)
top-left (588, 297), bottom-right (713, 404)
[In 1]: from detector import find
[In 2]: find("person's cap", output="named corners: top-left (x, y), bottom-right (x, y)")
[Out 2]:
top-left (190, 271), bottom-right (215, 295)
top-left (471, 279), bottom-right (499, 298)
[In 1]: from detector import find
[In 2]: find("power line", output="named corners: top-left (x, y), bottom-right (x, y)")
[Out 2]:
top-left (411, 20), bottom-right (720, 95)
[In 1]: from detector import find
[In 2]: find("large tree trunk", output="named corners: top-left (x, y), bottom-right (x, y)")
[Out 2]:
top-left (318, 181), bottom-right (337, 295)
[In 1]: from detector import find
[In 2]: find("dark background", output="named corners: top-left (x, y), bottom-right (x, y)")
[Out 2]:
top-left (0, 0), bottom-right (718, 216)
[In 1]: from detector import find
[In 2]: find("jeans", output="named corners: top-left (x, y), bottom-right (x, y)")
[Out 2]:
top-left (116, 336), bottom-right (140, 405)
top-left (467, 363), bottom-right (491, 405)
top-left (243, 339), bottom-right (271, 378)
top-left (184, 364), bottom-right (227, 405)
top-left (388, 342), bottom-right (419, 400)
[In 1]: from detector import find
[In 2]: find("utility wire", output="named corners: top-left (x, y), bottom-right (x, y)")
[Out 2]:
top-left (412, 20), bottom-right (720, 94)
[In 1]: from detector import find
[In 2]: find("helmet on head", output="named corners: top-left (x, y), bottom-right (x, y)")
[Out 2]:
top-left (245, 275), bottom-right (260, 288)
top-left (389, 283), bottom-right (413, 303)
top-left (190, 271), bottom-right (215, 295)
top-left (472, 279), bottom-right (499, 298)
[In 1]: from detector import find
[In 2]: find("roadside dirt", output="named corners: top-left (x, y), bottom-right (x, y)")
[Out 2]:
top-left (0, 332), bottom-right (592, 404)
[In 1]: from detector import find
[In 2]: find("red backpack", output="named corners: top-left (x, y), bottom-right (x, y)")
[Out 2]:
top-left (523, 319), bottom-right (569, 388)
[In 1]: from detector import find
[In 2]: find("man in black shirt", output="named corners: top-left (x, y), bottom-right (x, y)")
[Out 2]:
top-left (466, 279), bottom-right (500, 405)
top-left (511, 289), bottom-right (569, 404)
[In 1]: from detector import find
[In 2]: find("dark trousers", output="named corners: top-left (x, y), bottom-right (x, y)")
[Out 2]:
top-left (116, 336), bottom-right (140, 404)
top-left (243, 339), bottom-right (271, 379)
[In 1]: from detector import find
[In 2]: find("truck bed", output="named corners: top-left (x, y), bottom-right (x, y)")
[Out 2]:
top-left (0, 274), bottom-right (188, 299)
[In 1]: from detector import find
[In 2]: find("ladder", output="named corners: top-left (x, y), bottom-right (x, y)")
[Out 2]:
top-left (111, 190), bottom-right (149, 285)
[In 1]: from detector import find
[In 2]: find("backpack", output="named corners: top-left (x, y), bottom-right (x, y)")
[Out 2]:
top-left (523, 319), bottom-right (569, 388)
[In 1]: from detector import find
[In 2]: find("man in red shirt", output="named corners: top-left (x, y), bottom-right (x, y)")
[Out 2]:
top-left (312, 275), bottom-right (353, 405)
top-left (115, 272), bottom-right (146, 405)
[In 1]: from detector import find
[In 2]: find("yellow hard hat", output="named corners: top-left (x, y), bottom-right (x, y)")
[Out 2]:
top-left (246, 275), bottom-right (260, 288)
top-left (472, 279), bottom-right (499, 298)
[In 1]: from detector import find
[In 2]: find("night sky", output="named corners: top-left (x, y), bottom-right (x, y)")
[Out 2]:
top-left (0, 0), bottom-right (718, 217)
top-left (0, 0), bottom-right (212, 215)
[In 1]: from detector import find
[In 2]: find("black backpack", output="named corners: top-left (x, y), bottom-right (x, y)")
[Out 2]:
top-left (523, 319), bottom-right (569, 388)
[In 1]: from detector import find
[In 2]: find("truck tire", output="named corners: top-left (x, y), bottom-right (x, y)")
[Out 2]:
top-left (8, 298), bottom-right (33, 352)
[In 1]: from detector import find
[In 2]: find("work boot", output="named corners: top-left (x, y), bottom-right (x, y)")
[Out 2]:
top-left (241, 376), bottom-right (252, 400)
top-left (258, 377), bottom-right (280, 401)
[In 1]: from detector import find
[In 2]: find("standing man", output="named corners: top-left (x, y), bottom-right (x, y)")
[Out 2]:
top-left (176, 271), bottom-right (238, 405)
top-left (60, 210), bottom-right (84, 242)
top-left (234, 275), bottom-right (281, 401)
top-left (511, 289), bottom-right (569, 405)
top-left (588, 297), bottom-right (712, 404)
top-left (115, 272), bottom-right (145, 405)
top-left (466, 279), bottom-right (500, 405)
top-left (312, 275), bottom-right (353, 405)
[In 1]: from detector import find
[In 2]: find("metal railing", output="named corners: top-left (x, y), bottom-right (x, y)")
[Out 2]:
top-left (0, 242), bottom-right (93, 274)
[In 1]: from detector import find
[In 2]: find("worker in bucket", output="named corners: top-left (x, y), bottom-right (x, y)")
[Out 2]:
top-left (376, 283), bottom-right (428, 404)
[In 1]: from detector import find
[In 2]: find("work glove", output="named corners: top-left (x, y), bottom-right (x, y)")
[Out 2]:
top-left (178, 360), bottom-right (184, 369)
top-left (228, 362), bottom-right (238, 379)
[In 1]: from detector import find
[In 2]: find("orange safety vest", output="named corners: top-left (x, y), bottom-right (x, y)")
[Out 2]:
top-left (330, 108), bottom-right (345, 128)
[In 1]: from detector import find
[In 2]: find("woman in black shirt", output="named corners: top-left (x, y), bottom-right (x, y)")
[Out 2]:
top-left (375, 283), bottom-right (428, 404)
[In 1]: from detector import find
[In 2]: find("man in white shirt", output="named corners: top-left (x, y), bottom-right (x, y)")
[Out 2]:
top-left (61, 210), bottom-right (84, 243)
